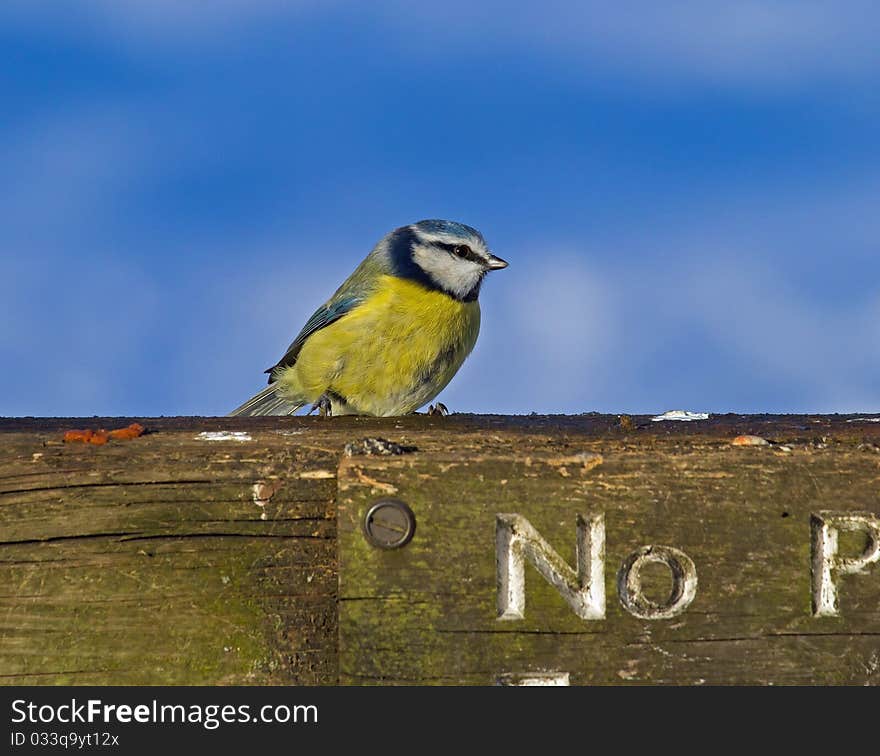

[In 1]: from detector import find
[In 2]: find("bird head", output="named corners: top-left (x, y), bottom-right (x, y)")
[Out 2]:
top-left (386, 219), bottom-right (507, 301)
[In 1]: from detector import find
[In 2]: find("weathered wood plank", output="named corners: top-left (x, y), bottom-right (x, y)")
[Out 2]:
top-left (338, 425), bottom-right (880, 685)
top-left (0, 422), bottom-right (338, 685)
top-left (4, 414), bottom-right (880, 685)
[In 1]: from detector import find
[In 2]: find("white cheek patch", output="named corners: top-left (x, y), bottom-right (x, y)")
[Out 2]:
top-left (412, 245), bottom-right (484, 299)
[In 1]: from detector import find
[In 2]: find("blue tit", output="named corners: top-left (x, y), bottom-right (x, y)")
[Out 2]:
top-left (230, 219), bottom-right (508, 417)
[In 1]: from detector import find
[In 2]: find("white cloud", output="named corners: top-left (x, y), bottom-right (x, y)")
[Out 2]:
top-left (3, 88), bottom-right (880, 415)
top-left (679, 260), bottom-right (880, 412)
top-left (0, 254), bottom-right (162, 416)
top-left (0, 111), bottom-right (150, 249)
top-left (436, 176), bottom-right (880, 415)
top-left (4, 1), bottom-right (878, 89)
top-left (0, 1), bottom-right (321, 44)
top-left (7, 212), bottom-right (880, 416)
top-left (433, 255), bottom-right (619, 413)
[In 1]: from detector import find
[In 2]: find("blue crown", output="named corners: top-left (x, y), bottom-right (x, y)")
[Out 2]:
top-left (413, 219), bottom-right (484, 242)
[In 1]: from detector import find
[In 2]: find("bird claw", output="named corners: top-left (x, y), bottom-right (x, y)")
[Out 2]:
top-left (309, 395), bottom-right (333, 418)
top-left (427, 402), bottom-right (449, 417)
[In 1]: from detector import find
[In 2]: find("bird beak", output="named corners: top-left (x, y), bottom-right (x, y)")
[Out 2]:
top-left (485, 254), bottom-right (509, 270)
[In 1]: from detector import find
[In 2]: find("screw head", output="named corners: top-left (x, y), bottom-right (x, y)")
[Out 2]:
top-left (363, 499), bottom-right (416, 549)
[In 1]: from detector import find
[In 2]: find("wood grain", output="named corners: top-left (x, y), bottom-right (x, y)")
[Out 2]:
top-left (338, 417), bottom-right (880, 685)
top-left (0, 421), bottom-right (338, 684)
top-left (3, 414), bottom-right (880, 684)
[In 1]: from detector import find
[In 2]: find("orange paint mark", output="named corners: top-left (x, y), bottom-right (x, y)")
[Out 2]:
top-left (63, 422), bottom-right (146, 444)
top-left (109, 423), bottom-right (145, 440)
top-left (89, 430), bottom-right (110, 445)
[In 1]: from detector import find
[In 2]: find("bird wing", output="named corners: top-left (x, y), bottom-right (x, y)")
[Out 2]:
top-left (265, 294), bottom-right (362, 382)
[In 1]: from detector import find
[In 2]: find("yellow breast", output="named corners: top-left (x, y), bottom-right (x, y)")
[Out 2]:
top-left (277, 275), bottom-right (481, 415)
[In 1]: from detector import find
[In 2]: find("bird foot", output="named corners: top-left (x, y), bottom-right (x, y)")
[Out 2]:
top-left (308, 395), bottom-right (333, 418)
top-left (427, 402), bottom-right (449, 417)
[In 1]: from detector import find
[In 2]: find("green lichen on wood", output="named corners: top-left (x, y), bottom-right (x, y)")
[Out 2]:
top-left (339, 442), bottom-right (880, 685)
top-left (0, 429), bottom-right (337, 685)
top-left (4, 415), bottom-right (880, 685)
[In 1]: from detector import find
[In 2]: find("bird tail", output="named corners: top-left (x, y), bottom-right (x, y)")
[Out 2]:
top-left (228, 383), bottom-right (307, 416)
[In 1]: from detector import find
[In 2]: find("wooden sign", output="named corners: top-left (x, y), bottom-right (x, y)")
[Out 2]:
top-left (338, 430), bottom-right (880, 685)
top-left (3, 415), bottom-right (880, 685)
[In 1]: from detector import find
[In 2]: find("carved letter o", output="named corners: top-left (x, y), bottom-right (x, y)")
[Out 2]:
top-left (617, 545), bottom-right (698, 620)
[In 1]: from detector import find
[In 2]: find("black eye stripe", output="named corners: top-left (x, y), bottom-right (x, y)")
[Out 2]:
top-left (433, 241), bottom-right (484, 264)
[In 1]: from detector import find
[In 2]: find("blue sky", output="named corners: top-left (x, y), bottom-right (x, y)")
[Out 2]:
top-left (3, 1), bottom-right (880, 416)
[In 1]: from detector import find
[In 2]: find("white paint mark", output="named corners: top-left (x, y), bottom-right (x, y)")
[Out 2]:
top-left (496, 513), bottom-right (605, 621)
top-left (651, 410), bottom-right (709, 422)
top-left (196, 431), bottom-right (253, 442)
top-left (252, 480), bottom-right (282, 521)
top-left (252, 482), bottom-right (276, 504)
top-left (498, 672), bottom-right (570, 686)
top-left (847, 417), bottom-right (880, 423)
top-left (811, 511), bottom-right (880, 617)
top-left (617, 545), bottom-right (698, 620)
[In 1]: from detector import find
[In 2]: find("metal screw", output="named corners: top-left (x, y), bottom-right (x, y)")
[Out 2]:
top-left (363, 499), bottom-right (416, 549)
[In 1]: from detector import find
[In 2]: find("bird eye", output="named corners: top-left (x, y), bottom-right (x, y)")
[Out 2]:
top-left (452, 245), bottom-right (470, 258)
